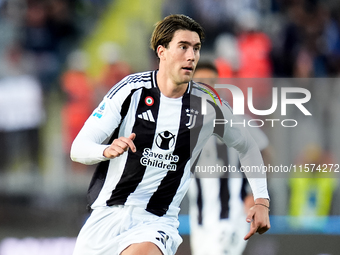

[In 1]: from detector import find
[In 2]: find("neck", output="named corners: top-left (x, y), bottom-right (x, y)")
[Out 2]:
top-left (156, 70), bottom-right (189, 98)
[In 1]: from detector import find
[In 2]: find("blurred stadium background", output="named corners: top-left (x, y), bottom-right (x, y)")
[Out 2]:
top-left (1, 0), bottom-right (340, 254)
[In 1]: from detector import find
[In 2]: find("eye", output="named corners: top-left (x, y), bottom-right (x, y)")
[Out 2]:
top-left (180, 45), bottom-right (187, 50)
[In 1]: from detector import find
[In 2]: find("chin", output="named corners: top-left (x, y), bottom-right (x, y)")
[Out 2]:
top-left (181, 78), bottom-right (191, 85)
top-left (176, 73), bottom-right (192, 85)
top-left (183, 74), bottom-right (193, 83)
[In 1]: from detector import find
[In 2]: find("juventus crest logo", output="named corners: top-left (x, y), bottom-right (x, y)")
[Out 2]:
top-left (186, 108), bottom-right (198, 129)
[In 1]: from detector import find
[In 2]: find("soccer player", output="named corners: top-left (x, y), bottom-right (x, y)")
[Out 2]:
top-left (188, 61), bottom-right (271, 255)
top-left (70, 14), bottom-right (270, 255)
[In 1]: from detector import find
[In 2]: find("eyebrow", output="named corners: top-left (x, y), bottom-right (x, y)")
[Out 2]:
top-left (178, 41), bottom-right (201, 47)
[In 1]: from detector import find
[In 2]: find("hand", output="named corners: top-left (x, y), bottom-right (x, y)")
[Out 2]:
top-left (244, 198), bottom-right (270, 240)
top-left (103, 133), bottom-right (136, 159)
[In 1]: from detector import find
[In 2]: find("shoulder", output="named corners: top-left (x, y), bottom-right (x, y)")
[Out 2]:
top-left (124, 70), bottom-right (154, 84)
top-left (106, 70), bottom-right (156, 99)
top-left (190, 81), bottom-right (206, 96)
top-left (191, 81), bottom-right (232, 111)
top-left (190, 81), bottom-right (219, 101)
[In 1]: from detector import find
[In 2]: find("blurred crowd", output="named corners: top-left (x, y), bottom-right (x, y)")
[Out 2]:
top-left (0, 0), bottom-right (340, 217)
top-left (0, 0), bottom-right (113, 173)
top-left (164, 0), bottom-right (340, 78)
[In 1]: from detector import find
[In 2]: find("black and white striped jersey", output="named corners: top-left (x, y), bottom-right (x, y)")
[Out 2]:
top-left (71, 70), bottom-right (269, 217)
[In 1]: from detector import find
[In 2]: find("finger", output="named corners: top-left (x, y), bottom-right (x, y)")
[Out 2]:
top-left (258, 227), bottom-right (267, 235)
top-left (257, 223), bottom-right (270, 234)
top-left (118, 135), bottom-right (136, 152)
top-left (104, 146), bottom-right (123, 158)
top-left (128, 133), bottom-right (136, 141)
top-left (244, 225), bottom-right (257, 240)
top-left (127, 133), bottom-right (136, 152)
top-left (110, 144), bottom-right (126, 155)
top-left (104, 134), bottom-right (137, 158)
top-left (112, 138), bottom-right (130, 151)
top-left (244, 209), bottom-right (256, 240)
top-left (113, 136), bottom-right (134, 151)
top-left (246, 207), bottom-right (255, 223)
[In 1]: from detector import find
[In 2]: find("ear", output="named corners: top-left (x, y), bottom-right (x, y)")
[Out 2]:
top-left (157, 45), bottom-right (166, 60)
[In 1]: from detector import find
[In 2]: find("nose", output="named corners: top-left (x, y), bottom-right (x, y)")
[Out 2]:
top-left (186, 47), bottom-right (196, 62)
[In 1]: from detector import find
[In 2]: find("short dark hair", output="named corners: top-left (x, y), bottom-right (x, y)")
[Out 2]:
top-left (150, 14), bottom-right (205, 57)
top-left (195, 61), bottom-right (218, 74)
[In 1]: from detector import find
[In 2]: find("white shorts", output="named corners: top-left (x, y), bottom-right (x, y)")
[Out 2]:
top-left (72, 205), bottom-right (182, 255)
top-left (190, 218), bottom-right (249, 255)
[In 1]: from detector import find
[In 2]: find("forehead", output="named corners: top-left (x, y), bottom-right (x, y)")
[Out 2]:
top-left (170, 29), bottom-right (201, 45)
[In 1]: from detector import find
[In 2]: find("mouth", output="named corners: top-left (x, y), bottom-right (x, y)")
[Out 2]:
top-left (182, 66), bottom-right (194, 72)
